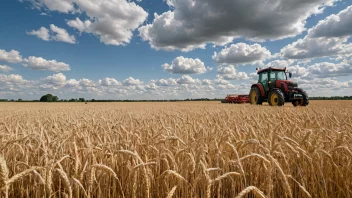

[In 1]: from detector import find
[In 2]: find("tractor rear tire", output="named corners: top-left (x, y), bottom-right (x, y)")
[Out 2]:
top-left (268, 89), bottom-right (285, 106)
top-left (292, 90), bottom-right (309, 107)
top-left (249, 87), bottom-right (263, 105)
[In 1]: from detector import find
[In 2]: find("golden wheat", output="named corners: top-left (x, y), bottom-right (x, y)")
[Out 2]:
top-left (0, 101), bottom-right (351, 197)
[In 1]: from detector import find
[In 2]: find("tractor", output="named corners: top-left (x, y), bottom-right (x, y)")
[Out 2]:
top-left (249, 67), bottom-right (309, 106)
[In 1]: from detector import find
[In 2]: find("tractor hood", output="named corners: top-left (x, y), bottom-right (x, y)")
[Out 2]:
top-left (276, 80), bottom-right (298, 88)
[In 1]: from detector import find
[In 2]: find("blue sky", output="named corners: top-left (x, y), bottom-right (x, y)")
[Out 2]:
top-left (0, 0), bottom-right (351, 100)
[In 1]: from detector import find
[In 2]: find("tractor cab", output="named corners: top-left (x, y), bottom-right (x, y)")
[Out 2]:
top-left (257, 67), bottom-right (293, 92)
top-left (249, 67), bottom-right (309, 106)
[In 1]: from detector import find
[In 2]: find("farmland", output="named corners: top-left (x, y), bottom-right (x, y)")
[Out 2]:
top-left (1, 101), bottom-right (352, 198)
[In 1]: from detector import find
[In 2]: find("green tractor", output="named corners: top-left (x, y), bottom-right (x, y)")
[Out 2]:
top-left (249, 67), bottom-right (309, 106)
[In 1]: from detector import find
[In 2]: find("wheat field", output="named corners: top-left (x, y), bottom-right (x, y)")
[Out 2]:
top-left (0, 101), bottom-right (351, 198)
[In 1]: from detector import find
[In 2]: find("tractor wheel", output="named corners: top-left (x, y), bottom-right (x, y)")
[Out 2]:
top-left (268, 89), bottom-right (285, 106)
top-left (292, 90), bottom-right (309, 107)
top-left (249, 87), bottom-right (263, 105)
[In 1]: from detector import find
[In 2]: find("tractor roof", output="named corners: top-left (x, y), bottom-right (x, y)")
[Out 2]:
top-left (257, 67), bottom-right (286, 74)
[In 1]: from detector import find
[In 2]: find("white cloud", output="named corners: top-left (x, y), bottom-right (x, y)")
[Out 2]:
top-left (66, 0), bottom-right (148, 46)
top-left (27, 25), bottom-right (76, 44)
top-left (176, 75), bottom-right (201, 85)
top-left (308, 5), bottom-right (352, 38)
top-left (280, 36), bottom-right (351, 59)
top-left (281, 6), bottom-right (352, 60)
top-left (0, 65), bottom-right (14, 72)
top-left (307, 61), bottom-right (352, 78)
top-left (50, 24), bottom-right (76, 44)
top-left (29, 0), bottom-right (76, 13)
top-left (41, 73), bottom-right (67, 86)
top-left (213, 78), bottom-right (231, 85)
top-left (287, 65), bottom-right (309, 78)
top-left (23, 56), bottom-right (71, 72)
top-left (79, 78), bottom-right (96, 87)
top-left (154, 78), bottom-right (177, 86)
top-left (162, 56), bottom-right (208, 74)
top-left (164, 0), bottom-right (174, 7)
top-left (202, 79), bottom-right (212, 85)
top-left (0, 74), bottom-right (29, 84)
top-left (27, 27), bottom-right (50, 41)
top-left (66, 18), bottom-right (91, 32)
top-left (139, 0), bottom-right (336, 51)
top-left (0, 49), bottom-right (22, 63)
top-left (217, 65), bottom-right (249, 80)
top-left (144, 82), bottom-right (159, 91)
top-left (0, 74), bottom-right (32, 92)
top-left (100, 77), bottom-right (121, 86)
top-left (213, 43), bottom-right (271, 65)
top-left (285, 61), bottom-right (352, 79)
top-left (266, 60), bottom-right (295, 68)
top-left (123, 77), bottom-right (143, 86)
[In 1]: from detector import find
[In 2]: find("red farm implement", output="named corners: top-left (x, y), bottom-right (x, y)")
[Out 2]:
top-left (221, 94), bottom-right (250, 104)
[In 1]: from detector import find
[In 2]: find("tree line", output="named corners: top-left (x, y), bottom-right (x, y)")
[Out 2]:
top-left (0, 94), bottom-right (352, 102)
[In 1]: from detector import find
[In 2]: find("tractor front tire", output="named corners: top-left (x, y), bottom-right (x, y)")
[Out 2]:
top-left (292, 90), bottom-right (309, 107)
top-left (268, 89), bottom-right (285, 106)
top-left (249, 87), bottom-right (263, 105)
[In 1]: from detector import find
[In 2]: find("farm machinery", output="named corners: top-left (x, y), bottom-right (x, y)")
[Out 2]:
top-left (249, 67), bottom-right (309, 106)
top-left (221, 94), bottom-right (250, 104)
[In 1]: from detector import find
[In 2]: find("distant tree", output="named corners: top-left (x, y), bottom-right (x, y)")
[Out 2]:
top-left (69, 98), bottom-right (77, 102)
top-left (17, 98), bottom-right (23, 102)
top-left (52, 96), bottom-right (58, 102)
top-left (10, 99), bottom-right (15, 102)
top-left (40, 94), bottom-right (59, 102)
top-left (79, 98), bottom-right (85, 102)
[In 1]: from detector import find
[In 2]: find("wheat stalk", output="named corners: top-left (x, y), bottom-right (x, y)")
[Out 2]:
top-left (235, 186), bottom-right (266, 198)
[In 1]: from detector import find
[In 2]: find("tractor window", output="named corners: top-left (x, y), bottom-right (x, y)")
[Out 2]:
top-left (259, 72), bottom-right (268, 83)
top-left (270, 71), bottom-right (286, 81)
top-left (270, 72), bottom-right (276, 81)
top-left (277, 71), bottom-right (286, 80)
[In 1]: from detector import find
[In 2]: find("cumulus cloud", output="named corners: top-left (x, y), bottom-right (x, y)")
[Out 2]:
top-left (23, 56), bottom-right (71, 72)
top-left (0, 74), bottom-right (29, 84)
top-left (0, 74), bottom-right (32, 92)
top-left (139, 0), bottom-right (336, 51)
top-left (66, 0), bottom-right (148, 45)
top-left (217, 65), bottom-right (249, 80)
top-left (41, 73), bottom-right (67, 86)
top-left (100, 77), bottom-right (121, 86)
top-left (213, 43), bottom-right (271, 65)
top-left (266, 60), bottom-right (295, 68)
top-left (28, 0), bottom-right (76, 13)
top-left (49, 24), bottom-right (76, 43)
top-left (176, 75), bottom-right (201, 85)
top-left (164, 0), bottom-right (174, 7)
top-left (308, 5), bottom-right (352, 38)
top-left (154, 78), bottom-right (177, 86)
top-left (27, 27), bottom-right (50, 41)
top-left (281, 6), bottom-right (352, 60)
top-left (280, 36), bottom-right (351, 59)
top-left (285, 61), bottom-right (352, 79)
top-left (0, 65), bottom-right (14, 72)
top-left (123, 77), bottom-right (143, 86)
top-left (287, 65), bottom-right (310, 78)
top-left (307, 62), bottom-right (352, 78)
top-left (27, 25), bottom-right (76, 44)
top-left (24, 0), bottom-right (148, 46)
top-left (0, 49), bottom-right (22, 63)
top-left (162, 56), bottom-right (208, 74)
